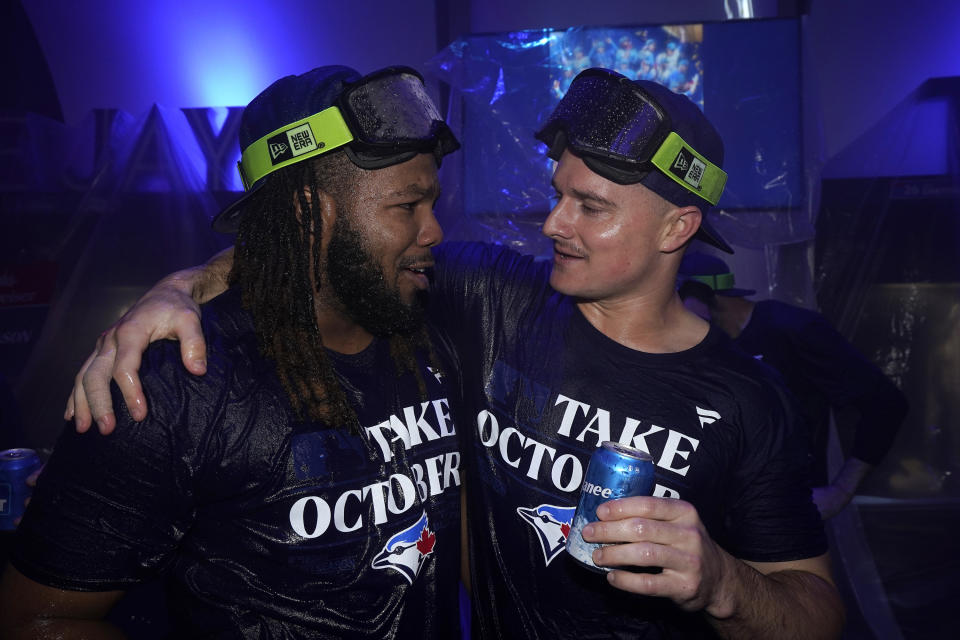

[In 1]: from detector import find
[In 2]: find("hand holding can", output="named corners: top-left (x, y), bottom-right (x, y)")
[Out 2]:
top-left (566, 441), bottom-right (655, 572)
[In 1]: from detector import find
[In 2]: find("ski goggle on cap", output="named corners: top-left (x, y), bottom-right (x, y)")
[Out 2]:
top-left (535, 68), bottom-right (732, 253)
top-left (213, 65), bottom-right (460, 233)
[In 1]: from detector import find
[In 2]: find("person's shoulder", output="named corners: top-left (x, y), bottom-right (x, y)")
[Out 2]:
top-left (132, 287), bottom-right (281, 454)
top-left (434, 241), bottom-right (553, 299)
top-left (436, 241), bottom-right (541, 272)
top-left (700, 325), bottom-right (756, 365)
top-left (698, 326), bottom-right (792, 400)
top-left (694, 337), bottom-right (800, 440)
top-left (199, 287), bottom-right (254, 340)
top-left (754, 299), bottom-right (824, 330)
top-left (140, 287), bottom-right (258, 394)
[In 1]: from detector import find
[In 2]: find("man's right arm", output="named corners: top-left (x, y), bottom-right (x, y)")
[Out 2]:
top-left (794, 312), bottom-right (909, 517)
top-left (0, 564), bottom-right (126, 639)
top-left (66, 247), bottom-right (234, 434)
top-left (587, 497), bottom-right (844, 640)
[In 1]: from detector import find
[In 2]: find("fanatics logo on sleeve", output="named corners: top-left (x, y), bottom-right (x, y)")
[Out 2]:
top-left (695, 405), bottom-right (721, 428)
top-left (669, 147), bottom-right (706, 191)
top-left (267, 123), bottom-right (324, 166)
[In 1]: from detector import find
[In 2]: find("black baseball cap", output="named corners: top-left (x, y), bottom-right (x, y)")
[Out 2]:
top-left (678, 252), bottom-right (755, 296)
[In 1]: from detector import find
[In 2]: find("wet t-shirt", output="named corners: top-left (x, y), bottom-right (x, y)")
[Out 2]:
top-left (13, 287), bottom-right (462, 639)
top-left (430, 242), bottom-right (826, 640)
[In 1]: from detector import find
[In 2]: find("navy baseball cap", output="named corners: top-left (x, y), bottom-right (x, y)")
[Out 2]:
top-left (214, 65), bottom-right (460, 233)
top-left (678, 252), bottom-right (755, 296)
top-left (536, 68), bottom-right (732, 254)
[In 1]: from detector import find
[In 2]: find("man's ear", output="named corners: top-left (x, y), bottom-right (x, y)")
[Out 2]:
top-left (660, 205), bottom-right (702, 253)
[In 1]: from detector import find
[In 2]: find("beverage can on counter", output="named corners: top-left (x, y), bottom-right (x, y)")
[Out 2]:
top-left (566, 441), bottom-right (655, 572)
top-left (0, 448), bottom-right (43, 531)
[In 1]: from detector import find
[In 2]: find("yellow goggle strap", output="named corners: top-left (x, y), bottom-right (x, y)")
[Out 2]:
top-left (650, 131), bottom-right (728, 206)
top-left (237, 106), bottom-right (354, 190)
top-left (689, 272), bottom-right (736, 291)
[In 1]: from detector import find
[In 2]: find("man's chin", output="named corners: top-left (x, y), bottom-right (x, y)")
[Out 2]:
top-left (357, 297), bottom-right (426, 338)
top-left (393, 299), bottom-right (427, 336)
top-left (364, 316), bottom-right (422, 338)
top-left (404, 287), bottom-right (430, 310)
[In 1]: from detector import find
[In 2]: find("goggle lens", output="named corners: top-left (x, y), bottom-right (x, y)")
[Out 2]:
top-left (539, 70), bottom-right (669, 166)
top-left (344, 71), bottom-right (445, 145)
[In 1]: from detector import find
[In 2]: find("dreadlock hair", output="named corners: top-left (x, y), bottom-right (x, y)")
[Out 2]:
top-left (229, 150), bottom-right (441, 428)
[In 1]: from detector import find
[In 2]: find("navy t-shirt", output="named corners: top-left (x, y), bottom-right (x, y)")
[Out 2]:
top-left (13, 287), bottom-right (462, 639)
top-left (430, 243), bottom-right (827, 639)
top-left (735, 299), bottom-right (907, 482)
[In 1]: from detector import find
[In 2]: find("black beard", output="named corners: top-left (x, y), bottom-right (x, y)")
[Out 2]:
top-left (325, 213), bottom-right (426, 337)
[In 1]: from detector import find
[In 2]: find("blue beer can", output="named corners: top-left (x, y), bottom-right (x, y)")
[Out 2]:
top-left (0, 448), bottom-right (43, 531)
top-left (566, 441), bottom-right (655, 572)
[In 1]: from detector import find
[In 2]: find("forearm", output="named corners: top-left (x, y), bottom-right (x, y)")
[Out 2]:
top-left (181, 246), bottom-right (234, 304)
top-left (829, 457), bottom-right (873, 494)
top-left (813, 457), bottom-right (874, 518)
top-left (8, 619), bottom-right (126, 640)
top-left (847, 377), bottom-right (909, 465)
top-left (1, 566), bottom-right (127, 640)
top-left (707, 560), bottom-right (844, 640)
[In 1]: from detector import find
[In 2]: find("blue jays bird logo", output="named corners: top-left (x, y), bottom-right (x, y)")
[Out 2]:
top-left (516, 504), bottom-right (575, 566)
top-left (372, 511), bottom-right (436, 584)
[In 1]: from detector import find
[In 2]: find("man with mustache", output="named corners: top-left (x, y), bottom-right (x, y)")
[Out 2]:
top-left (53, 68), bottom-right (845, 638)
top-left (0, 65), bottom-right (464, 638)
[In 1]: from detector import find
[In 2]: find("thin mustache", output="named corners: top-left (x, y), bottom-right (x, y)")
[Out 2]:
top-left (552, 242), bottom-right (585, 258)
top-left (399, 253), bottom-right (436, 269)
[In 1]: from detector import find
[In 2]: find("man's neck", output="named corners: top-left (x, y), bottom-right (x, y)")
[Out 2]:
top-left (577, 292), bottom-right (710, 354)
top-left (313, 303), bottom-right (375, 355)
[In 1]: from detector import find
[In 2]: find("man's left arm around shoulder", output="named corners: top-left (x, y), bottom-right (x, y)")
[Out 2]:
top-left (583, 496), bottom-right (845, 639)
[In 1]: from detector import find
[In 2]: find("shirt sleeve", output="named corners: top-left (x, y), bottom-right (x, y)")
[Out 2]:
top-left (11, 341), bottom-right (201, 591)
top-left (723, 375), bottom-right (828, 563)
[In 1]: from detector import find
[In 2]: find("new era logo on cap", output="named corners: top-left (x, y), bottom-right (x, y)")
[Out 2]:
top-left (267, 123), bottom-right (324, 166)
top-left (269, 141), bottom-right (289, 160)
top-left (669, 147), bottom-right (706, 191)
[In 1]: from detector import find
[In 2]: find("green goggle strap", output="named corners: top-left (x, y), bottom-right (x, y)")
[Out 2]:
top-left (650, 131), bottom-right (727, 205)
top-left (237, 106), bottom-right (354, 190)
top-left (689, 272), bottom-right (736, 291)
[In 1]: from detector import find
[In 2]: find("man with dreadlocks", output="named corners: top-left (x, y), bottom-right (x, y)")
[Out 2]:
top-left (0, 66), bottom-right (464, 638)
